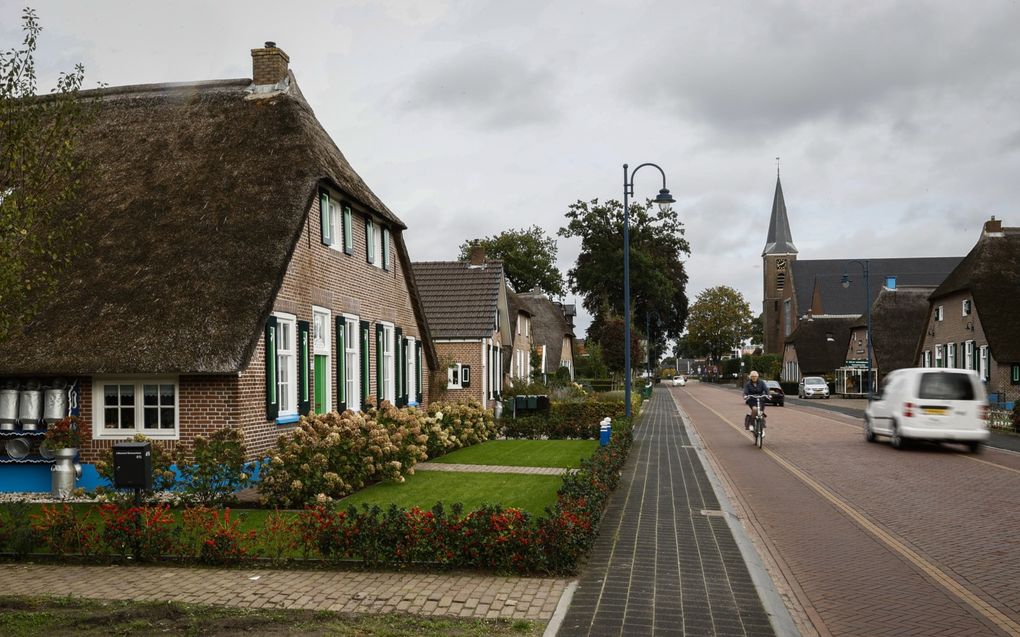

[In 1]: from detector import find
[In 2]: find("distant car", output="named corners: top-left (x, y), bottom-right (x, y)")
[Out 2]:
top-left (798, 376), bottom-right (829, 399)
top-left (864, 368), bottom-right (989, 452)
top-left (764, 380), bottom-right (784, 406)
top-left (671, 375), bottom-right (686, 387)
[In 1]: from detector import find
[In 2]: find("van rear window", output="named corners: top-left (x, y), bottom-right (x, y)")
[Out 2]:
top-left (919, 373), bottom-right (975, 400)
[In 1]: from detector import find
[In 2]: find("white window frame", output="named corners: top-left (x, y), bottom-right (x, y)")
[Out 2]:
top-left (366, 218), bottom-right (376, 264)
top-left (448, 363), bottom-right (466, 389)
top-left (381, 322), bottom-right (395, 402)
top-left (275, 312), bottom-right (298, 419)
top-left (328, 199), bottom-right (344, 254)
top-left (979, 345), bottom-right (989, 381)
top-left (312, 306), bottom-right (331, 413)
top-left (92, 377), bottom-right (180, 440)
top-left (962, 299), bottom-right (971, 316)
top-left (407, 336), bottom-right (418, 406)
top-left (935, 305), bottom-right (944, 321)
top-left (344, 314), bottom-right (361, 411)
top-left (934, 344), bottom-right (943, 367)
top-left (946, 342), bottom-right (956, 368)
top-left (964, 340), bottom-right (974, 370)
top-left (381, 227), bottom-right (390, 271)
top-left (922, 350), bottom-right (931, 368)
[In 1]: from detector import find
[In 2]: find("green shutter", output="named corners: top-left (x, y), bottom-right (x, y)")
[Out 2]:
top-left (265, 316), bottom-right (279, 421)
top-left (336, 316), bottom-right (346, 412)
top-left (382, 228), bottom-right (390, 270)
top-left (376, 324), bottom-right (384, 406)
top-left (320, 191), bottom-right (332, 246)
top-left (298, 321), bottom-right (311, 416)
top-left (416, 341), bottom-right (423, 404)
top-left (343, 206), bottom-right (353, 254)
top-left (366, 219), bottom-right (375, 264)
top-left (360, 320), bottom-right (370, 409)
top-left (402, 337), bottom-right (409, 406)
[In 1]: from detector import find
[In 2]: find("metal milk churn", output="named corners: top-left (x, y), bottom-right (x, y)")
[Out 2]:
top-left (0, 388), bottom-right (18, 431)
top-left (44, 388), bottom-right (68, 424)
top-left (18, 387), bottom-right (43, 431)
top-left (51, 448), bottom-right (82, 499)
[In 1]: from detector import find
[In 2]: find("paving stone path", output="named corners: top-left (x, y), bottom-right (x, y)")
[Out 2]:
top-left (556, 388), bottom-right (777, 637)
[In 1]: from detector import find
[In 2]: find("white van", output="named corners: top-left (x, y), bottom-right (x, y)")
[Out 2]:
top-left (864, 368), bottom-right (989, 452)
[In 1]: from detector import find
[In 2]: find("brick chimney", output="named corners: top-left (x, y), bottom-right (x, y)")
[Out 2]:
top-left (983, 215), bottom-right (1003, 236)
top-left (251, 41), bottom-right (289, 86)
top-left (469, 245), bottom-right (487, 265)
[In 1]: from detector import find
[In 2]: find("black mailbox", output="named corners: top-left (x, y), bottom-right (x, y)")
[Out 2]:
top-left (113, 441), bottom-right (153, 490)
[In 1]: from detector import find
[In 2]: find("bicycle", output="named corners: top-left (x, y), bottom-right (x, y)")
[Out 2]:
top-left (743, 394), bottom-right (768, 449)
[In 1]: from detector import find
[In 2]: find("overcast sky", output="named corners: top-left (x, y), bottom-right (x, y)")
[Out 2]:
top-left (5, 0), bottom-right (1020, 339)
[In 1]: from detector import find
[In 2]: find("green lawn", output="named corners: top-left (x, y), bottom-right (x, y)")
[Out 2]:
top-left (430, 439), bottom-right (597, 469)
top-left (338, 471), bottom-right (562, 517)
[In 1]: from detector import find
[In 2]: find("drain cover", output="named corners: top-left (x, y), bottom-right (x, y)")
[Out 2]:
top-left (700, 509), bottom-right (725, 517)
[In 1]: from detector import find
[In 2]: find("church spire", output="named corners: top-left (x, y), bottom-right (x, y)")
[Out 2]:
top-left (762, 174), bottom-right (797, 256)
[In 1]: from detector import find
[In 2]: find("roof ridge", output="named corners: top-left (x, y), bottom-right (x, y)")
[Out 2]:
top-left (77, 78), bottom-right (251, 100)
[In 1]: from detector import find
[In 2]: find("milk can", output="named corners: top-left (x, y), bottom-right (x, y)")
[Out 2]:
top-left (44, 388), bottom-right (68, 424)
top-left (0, 388), bottom-right (18, 431)
top-left (18, 389), bottom-right (42, 431)
top-left (51, 448), bottom-right (82, 499)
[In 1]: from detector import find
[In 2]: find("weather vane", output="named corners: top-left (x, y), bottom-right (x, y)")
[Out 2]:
top-left (776, 156), bottom-right (780, 177)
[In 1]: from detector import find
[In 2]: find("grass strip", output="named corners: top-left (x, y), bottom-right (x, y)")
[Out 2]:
top-left (430, 439), bottom-right (597, 469)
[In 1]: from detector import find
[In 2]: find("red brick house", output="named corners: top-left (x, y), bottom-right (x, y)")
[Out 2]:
top-left (412, 248), bottom-right (510, 410)
top-left (916, 217), bottom-right (1020, 407)
top-left (0, 43), bottom-right (436, 491)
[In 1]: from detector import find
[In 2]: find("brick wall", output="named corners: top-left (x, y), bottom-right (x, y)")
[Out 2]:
top-left (434, 341), bottom-right (483, 405)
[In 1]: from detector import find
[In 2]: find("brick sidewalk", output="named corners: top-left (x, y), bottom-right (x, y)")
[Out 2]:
top-left (0, 563), bottom-right (570, 621)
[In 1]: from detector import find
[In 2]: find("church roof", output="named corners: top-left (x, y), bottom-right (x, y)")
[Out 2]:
top-left (762, 176), bottom-right (797, 256)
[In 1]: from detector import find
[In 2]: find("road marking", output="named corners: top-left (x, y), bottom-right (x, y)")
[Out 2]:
top-left (685, 391), bottom-right (1020, 636)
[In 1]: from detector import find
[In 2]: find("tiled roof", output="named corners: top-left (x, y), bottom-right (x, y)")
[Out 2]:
top-left (786, 315), bottom-right (857, 375)
top-left (792, 256), bottom-right (961, 318)
top-left (412, 261), bottom-right (504, 339)
top-left (930, 227), bottom-right (1020, 360)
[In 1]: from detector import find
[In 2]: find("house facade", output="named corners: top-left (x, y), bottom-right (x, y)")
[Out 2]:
top-left (917, 217), bottom-right (1020, 407)
top-left (0, 44), bottom-right (436, 491)
top-left (513, 289), bottom-right (576, 382)
top-left (412, 249), bottom-right (511, 410)
top-left (506, 291), bottom-right (534, 382)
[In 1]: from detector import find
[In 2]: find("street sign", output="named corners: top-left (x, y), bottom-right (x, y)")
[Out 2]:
top-left (844, 360), bottom-right (869, 369)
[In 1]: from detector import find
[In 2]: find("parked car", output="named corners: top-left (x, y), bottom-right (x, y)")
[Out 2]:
top-left (764, 380), bottom-right (784, 406)
top-left (864, 368), bottom-right (988, 452)
top-left (798, 376), bottom-right (829, 399)
top-left (671, 375), bottom-right (686, 387)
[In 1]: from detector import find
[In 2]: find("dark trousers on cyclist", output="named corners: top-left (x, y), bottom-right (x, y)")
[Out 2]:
top-left (745, 396), bottom-right (766, 429)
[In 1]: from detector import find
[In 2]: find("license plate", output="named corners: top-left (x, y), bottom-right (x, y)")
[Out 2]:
top-left (922, 407), bottom-right (947, 415)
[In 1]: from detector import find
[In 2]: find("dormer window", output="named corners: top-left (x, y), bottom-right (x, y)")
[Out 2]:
top-left (962, 299), bottom-right (972, 316)
top-left (935, 305), bottom-right (944, 321)
top-left (365, 219), bottom-right (375, 264)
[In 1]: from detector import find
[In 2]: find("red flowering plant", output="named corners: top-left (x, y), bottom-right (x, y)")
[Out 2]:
top-left (44, 416), bottom-right (82, 450)
top-left (179, 506), bottom-right (254, 565)
top-left (97, 503), bottom-right (177, 561)
top-left (31, 504), bottom-right (100, 557)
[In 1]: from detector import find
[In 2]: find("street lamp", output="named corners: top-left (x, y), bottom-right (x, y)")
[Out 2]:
top-left (623, 163), bottom-right (674, 417)
top-left (841, 260), bottom-right (872, 400)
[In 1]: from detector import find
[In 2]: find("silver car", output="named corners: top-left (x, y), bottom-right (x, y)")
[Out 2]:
top-left (798, 376), bottom-right (830, 399)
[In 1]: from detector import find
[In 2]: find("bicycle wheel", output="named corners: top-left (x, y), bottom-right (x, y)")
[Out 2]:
top-left (755, 418), bottom-right (764, 448)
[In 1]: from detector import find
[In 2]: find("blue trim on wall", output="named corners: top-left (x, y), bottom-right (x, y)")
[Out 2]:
top-left (1, 460), bottom-right (266, 494)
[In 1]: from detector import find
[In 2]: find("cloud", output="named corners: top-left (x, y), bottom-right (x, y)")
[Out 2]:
top-left (402, 45), bottom-right (561, 130)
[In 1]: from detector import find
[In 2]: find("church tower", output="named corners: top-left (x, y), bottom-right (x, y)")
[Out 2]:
top-left (762, 174), bottom-right (797, 355)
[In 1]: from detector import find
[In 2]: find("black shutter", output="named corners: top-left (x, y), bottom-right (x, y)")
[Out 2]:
top-left (376, 324), bottom-right (384, 406)
top-left (360, 320), bottom-right (370, 409)
top-left (264, 316), bottom-right (279, 421)
top-left (462, 365), bottom-right (471, 388)
top-left (416, 341), bottom-right (423, 404)
top-left (336, 316), bottom-right (346, 412)
top-left (298, 320), bottom-right (311, 416)
top-left (395, 327), bottom-right (404, 406)
top-left (320, 191), bottom-right (332, 246)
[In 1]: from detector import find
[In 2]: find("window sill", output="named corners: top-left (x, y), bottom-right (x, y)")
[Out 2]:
top-left (276, 414), bottom-right (300, 425)
top-left (94, 432), bottom-right (179, 441)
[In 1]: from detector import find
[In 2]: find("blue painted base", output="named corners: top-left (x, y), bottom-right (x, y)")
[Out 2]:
top-left (0, 461), bottom-right (264, 494)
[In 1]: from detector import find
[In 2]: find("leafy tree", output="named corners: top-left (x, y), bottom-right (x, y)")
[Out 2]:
top-left (588, 314), bottom-right (642, 375)
top-left (459, 225), bottom-right (564, 296)
top-left (751, 312), bottom-right (764, 346)
top-left (685, 286), bottom-right (753, 363)
top-left (1, 8), bottom-right (93, 338)
top-left (559, 198), bottom-right (690, 356)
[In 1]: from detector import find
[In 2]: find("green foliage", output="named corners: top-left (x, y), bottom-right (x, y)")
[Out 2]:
top-left (459, 225), bottom-right (565, 296)
top-left (94, 434), bottom-right (179, 498)
top-left (0, 8), bottom-right (94, 339)
top-left (559, 198), bottom-right (690, 348)
top-left (430, 439), bottom-right (598, 469)
top-left (502, 395), bottom-right (633, 439)
top-left (177, 427), bottom-right (255, 506)
top-left (0, 500), bottom-right (38, 557)
top-left (685, 286), bottom-right (753, 362)
top-left (587, 314), bottom-right (642, 374)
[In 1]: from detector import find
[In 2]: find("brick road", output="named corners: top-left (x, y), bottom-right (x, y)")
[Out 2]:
top-left (556, 388), bottom-right (777, 637)
top-left (675, 381), bottom-right (1020, 637)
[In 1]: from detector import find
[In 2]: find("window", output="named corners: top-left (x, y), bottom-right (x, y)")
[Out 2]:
top-left (382, 324), bottom-right (395, 402)
top-left (343, 206), bottom-right (353, 254)
top-left (366, 219), bottom-right (376, 264)
top-left (922, 350), bottom-right (931, 368)
top-left (93, 379), bottom-right (178, 438)
top-left (919, 372), bottom-right (975, 401)
top-left (979, 345), bottom-right (989, 381)
top-left (381, 227), bottom-right (390, 270)
top-left (524, 316), bottom-right (529, 337)
top-left (312, 307), bottom-right (331, 414)
top-left (276, 313), bottom-right (297, 418)
top-left (934, 344), bottom-right (943, 367)
top-left (962, 299), bottom-right (972, 316)
top-left (448, 363), bottom-right (470, 389)
top-left (407, 336), bottom-right (417, 405)
top-left (1012, 364), bottom-right (1020, 385)
top-left (344, 316), bottom-right (360, 411)
top-left (946, 342), bottom-right (956, 368)
top-left (964, 341), bottom-right (974, 371)
top-left (935, 305), bottom-right (944, 321)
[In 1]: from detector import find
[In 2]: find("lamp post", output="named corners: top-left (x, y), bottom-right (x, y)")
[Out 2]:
top-left (841, 260), bottom-right (872, 399)
top-left (623, 163), bottom-right (674, 417)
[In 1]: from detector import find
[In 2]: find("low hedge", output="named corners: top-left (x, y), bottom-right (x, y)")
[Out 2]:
top-left (502, 397), bottom-right (639, 439)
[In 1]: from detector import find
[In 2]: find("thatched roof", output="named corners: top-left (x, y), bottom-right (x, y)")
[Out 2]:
top-left (851, 286), bottom-right (933, 373)
top-left (786, 315), bottom-right (857, 375)
top-left (412, 260), bottom-right (504, 339)
top-left (929, 225), bottom-right (1020, 360)
top-left (512, 290), bottom-right (574, 371)
top-left (0, 73), bottom-right (420, 375)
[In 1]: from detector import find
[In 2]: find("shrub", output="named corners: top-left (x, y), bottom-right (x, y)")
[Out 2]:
top-left (31, 504), bottom-right (100, 557)
top-left (0, 500), bottom-right (37, 558)
top-left (177, 427), bottom-right (255, 506)
top-left (179, 507), bottom-right (254, 565)
top-left (97, 503), bottom-right (177, 561)
top-left (94, 433), bottom-right (179, 498)
top-left (502, 395), bottom-right (633, 439)
top-left (426, 399), bottom-right (497, 451)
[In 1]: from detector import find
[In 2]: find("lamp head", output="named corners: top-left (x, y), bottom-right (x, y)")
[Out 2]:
top-left (841, 274), bottom-right (850, 289)
top-left (654, 188), bottom-right (675, 212)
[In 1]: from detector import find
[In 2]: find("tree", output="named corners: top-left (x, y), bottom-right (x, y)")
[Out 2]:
top-left (459, 225), bottom-right (564, 296)
top-left (559, 198), bottom-right (690, 356)
top-left (751, 312), bottom-right (764, 346)
top-left (588, 314), bottom-right (642, 375)
top-left (684, 286), bottom-right (753, 363)
top-left (1, 8), bottom-right (92, 339)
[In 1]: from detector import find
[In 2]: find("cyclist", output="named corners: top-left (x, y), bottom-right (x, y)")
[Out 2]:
top-left (743, 370), bottom-right (768, 430)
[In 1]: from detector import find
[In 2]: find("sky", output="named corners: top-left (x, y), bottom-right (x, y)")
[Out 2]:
top-left (4, 0), bottom-right (1020, 340)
